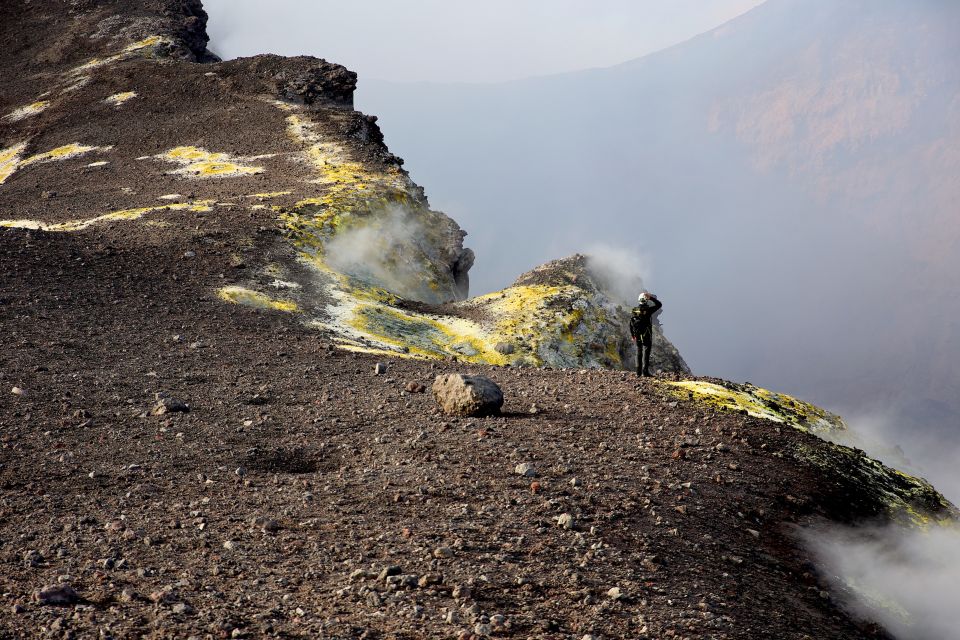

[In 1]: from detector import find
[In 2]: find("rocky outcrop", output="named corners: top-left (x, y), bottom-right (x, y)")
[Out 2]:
top-left (659, 378), bottom-right (956, 528)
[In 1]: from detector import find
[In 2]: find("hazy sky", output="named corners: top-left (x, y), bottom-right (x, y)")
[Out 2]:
top-left (205, 0), bottom-right (766, 83)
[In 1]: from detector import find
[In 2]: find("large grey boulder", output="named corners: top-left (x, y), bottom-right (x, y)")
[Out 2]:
top-left (432, 374), bottom-right (504, 417)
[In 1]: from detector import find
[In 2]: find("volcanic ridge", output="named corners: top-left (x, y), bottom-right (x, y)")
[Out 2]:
top-left (0, 2), bottom-right (954, 639)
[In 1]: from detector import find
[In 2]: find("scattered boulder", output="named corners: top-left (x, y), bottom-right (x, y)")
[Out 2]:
top-left (431, 373), bottom-right (503, 417)
top-left (374, 362), bottom-right (388, 375)
top-left (34, 584), bottom-right (79, 606)
top-left (405, 381), bottom-right (426, 393)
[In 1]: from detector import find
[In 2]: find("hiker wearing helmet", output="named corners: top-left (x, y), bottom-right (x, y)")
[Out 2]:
top-left (630, 292), bottom-right (662, 377)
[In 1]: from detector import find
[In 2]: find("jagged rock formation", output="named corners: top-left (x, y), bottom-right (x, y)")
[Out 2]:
top-left (0, 2), bottom-right (956, 639)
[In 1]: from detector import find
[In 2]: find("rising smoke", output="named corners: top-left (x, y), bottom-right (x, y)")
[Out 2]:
top-left (323, 206), bottom-right (438, 302)
top-left (584, 243), bottom-right (653, 307)
top-left (800, 414), bottom-right (960, 640)
top-left (802, 524), bottom-right (960, 640)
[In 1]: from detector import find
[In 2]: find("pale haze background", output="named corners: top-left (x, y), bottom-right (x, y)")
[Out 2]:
top-left (206, 0), bottom-right (765, 83)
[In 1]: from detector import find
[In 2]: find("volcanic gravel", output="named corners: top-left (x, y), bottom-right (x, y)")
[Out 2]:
top-left (0, 227), bottom-right (893, 639)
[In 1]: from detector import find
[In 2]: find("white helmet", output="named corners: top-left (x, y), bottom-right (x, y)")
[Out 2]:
top-left (638, 292), bottom-right (650, 302)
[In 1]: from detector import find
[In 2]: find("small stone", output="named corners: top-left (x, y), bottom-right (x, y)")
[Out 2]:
top-left (445, 609), bottom-right (460, 624)
top-left (10, 386), bottom-right (25, 396)
top-left (556, 513), bottom-right (574, 529)
top-left (570, 477), bottom-right (582, 487)
top-left (151, 396), bottom-right (189, 415)
top-left (405, 381), bottom-right (425, 393)
top-left (234, 466), bottom-right (246, 477)
top-left (493, 342), bottom-right (515, 355)
top-left (514, 462), bottom-right (537, 478)
top-left (247, 393), bottom-right (269, 405)
top-left (11, 603), bottom-right (25, 614)
top-left (222, 540), bottom-right (237, 551)
top-left (35, 584), bottom-right (79, 605)
top-left (23, 549), bottom-right (44, 567)
top-left (172, 602), bottom-right (193, 614)
top-left (452, 584), bottom-right (471, 600)
top-left (261, 519), bottom-right (281, 533)
top-left (433, 546), bottom-right (454, 559)
top-left (474, 622), bottom-right (493, 636)
top-left (607, 586), bottom-right (623, 600)
top-left (182, 250), bottom-right (196, 258)
top-left (374, 362), bottom-right (388, 375)
top-left (378, 565), bottom-right (401, 581)
top-left (528, 403), bottom-right (540, 415)
top-left (746, 528), bottom-right (760, 539)
top-left (105, 520), bottom-right (125, 533)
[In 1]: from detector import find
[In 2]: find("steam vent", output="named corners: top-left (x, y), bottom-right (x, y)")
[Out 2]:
top-left (0, 1), bottom-right (955, 638)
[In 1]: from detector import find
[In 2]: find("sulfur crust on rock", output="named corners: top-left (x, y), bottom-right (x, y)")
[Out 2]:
top-left (276, 104), bottom-right (466, 304)
top-left (104, 91), bottom-right (137, 106)
top-left (659, 379), bottom-right (956, 528)
top-left (1, 142), bottom-right (117, 186)
top-left (0, 143), bottom-right (27, 185)
top-left (156, 146), bottom-right (264, 178)
top-left (217, 286), bottom-right (299, 313)
top-left (0, 201), bottom-right (214, 231)
top-left (3, 101), bottom-right (50, 122)
top-left (68, 36), bottom-right (170, 76)
top-left (659, 379), bottom-right (845, 436)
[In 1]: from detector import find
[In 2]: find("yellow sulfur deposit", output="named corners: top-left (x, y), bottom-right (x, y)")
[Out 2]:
top-left (69, 35), bottom-right (170, 76)
top-left (246, 191), bottom-right (292, 199)
top-left (658, 379), bottom-right (845, 435)
top-left (22, 143), bottom-right (108, 167)
top-left (0, 143), bottom-right (27, 185)
top-left (0, 201), bottom-right (214, 232)
top-left (217, 286), bottom-right (299, 313)
top-left (0, 143), bottom-right (111, 186)
top-left (3, 101), bottom-right (49, 122)
top-left (156, 146), bottom-right (264, 178)
top-left (104, 91), bottom-right (137, 106)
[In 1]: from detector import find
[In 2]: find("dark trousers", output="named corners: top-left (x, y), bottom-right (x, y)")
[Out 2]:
top-left (636, 334), bottom-right (653, 376)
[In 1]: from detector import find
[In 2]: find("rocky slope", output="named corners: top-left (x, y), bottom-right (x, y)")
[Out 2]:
top-left (0, 0), bottom-right (686, 376)
top-left (0, 2), bottom-right (954, 638)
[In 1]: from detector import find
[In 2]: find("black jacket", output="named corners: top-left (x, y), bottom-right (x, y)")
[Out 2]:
top-left (629, 298), bottom-right (662, 340)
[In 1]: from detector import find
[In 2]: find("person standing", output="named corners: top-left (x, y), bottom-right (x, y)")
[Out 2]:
top-left (630, 292), bottom-right (662, 377)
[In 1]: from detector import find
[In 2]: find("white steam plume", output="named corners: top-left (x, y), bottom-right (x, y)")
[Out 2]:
top-left (584, 243), bottom-right (653, 306)
top-left (800, 412), bottom-right (960, 640)
top-left (802, 525), bottom-right (960, 640)
top-left (323, 206), bottom-right (439, 302)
